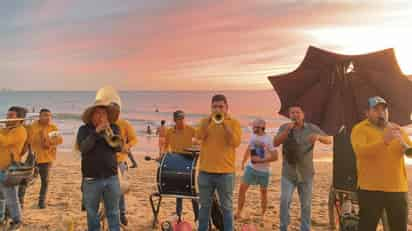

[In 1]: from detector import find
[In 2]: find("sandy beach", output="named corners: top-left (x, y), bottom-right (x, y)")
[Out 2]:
top-left (13, 148), bottom-right (412, 231)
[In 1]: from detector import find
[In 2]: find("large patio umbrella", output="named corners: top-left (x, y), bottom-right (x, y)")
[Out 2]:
top-left (268, 46), bottom-right (412, 135)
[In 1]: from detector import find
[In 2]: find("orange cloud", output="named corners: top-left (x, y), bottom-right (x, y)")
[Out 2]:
top-left (2, 0), bottom-right (411, 90)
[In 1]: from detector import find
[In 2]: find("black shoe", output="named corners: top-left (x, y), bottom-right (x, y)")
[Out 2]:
top-left (130, 164), bottom-right (137, 168)
top-left (120, 214), bottom-right (128, 226)
top-left (8, 221), bottom-right (22, 231)
top-left (81, 203), bottom-right (86, 211)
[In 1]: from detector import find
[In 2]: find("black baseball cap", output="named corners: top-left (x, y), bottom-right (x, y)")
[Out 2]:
top-left (173, 110), bottom-right (185, 120)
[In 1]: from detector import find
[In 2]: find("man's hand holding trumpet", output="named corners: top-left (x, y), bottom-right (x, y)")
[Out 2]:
top-left (383, 122), bottom-right (412, 156)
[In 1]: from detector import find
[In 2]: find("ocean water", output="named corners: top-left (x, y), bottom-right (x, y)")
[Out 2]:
top-left (2, 91), bottom-right (412, 164)
top-left (0, 90), bottom-right (288, 153)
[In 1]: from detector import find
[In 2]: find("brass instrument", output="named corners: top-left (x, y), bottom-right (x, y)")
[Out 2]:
top-left (103, 126), bottom-right (123, 148)
top-left (212, 112), bottom-right (224, 124)
top-left (48, 131), bottom-right (60, 138)
top-left (0, 115), bottom-right (38, 129)
top-left (400, 138), bottom-right (412, 156)
top-left (385, 120), bottom-right (412, 156)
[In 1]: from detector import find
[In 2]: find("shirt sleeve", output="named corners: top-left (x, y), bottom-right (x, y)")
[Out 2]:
top-left (0, 127), bottom-right (27, 148)
top-left (266, 135), bottom-right (276, 151)
top-left (275, 124), bottom-right (287, 138)
top-left (230, 119), bottom-right (242, 148)
top-left (195, 118), bottom-right (208, 140)
top-left (401, 129), bottom-right (412, 147)
top-left (49, 125), bottom-right (63, 146)
top-left (309, 123), bottom-right (327, 136)
top-left (126, 121), bottom-right (138, 147)
top-left (77, 125), bottom-right (99, 154)
top-left (351, 124), bottom-right (387, 158)
top-left (0, 127), bottom-right (27, 161)
top-left (25, 124), bottom-right (33, 146)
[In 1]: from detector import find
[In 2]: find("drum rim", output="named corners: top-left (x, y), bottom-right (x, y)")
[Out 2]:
top-left (191, 155), bottom-right (199, 195)
top-left (157, 153), bottom-right (168, 194)
top-left (158, 152), bottom-right (199, 197)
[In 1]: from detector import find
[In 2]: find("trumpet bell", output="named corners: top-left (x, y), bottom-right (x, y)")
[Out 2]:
top-left (103, 127), bottom-right (123, 148)
top-left (405, 148), bottom-right (412, 157)
top-left (212, 112), bottom-right (224, 124)
top-left (48, 131), bottom-right (60, 138)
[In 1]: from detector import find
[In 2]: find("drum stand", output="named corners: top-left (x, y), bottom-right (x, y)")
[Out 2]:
top-left (150, 192), bottom-right (200, 229)
top-left (149, 192), bottom-right (162, 228)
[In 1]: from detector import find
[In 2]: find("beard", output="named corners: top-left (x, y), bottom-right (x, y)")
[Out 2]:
top-left (374, 117), bottom-right (387, 128)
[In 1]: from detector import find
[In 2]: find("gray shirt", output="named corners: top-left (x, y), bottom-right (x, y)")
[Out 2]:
top-left (276, 122), bottom-right (326, 182)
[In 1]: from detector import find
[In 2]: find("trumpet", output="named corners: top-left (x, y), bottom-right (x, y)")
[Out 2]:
top-left (212, 112), bottom-right (224, 124)
top-left (399, 136), bottom-right (412, 156)
top-left (48, 131), bottom-right (61, 139)
top-left (103, 126), bottom-right (123, 148)
top-left (385, 121), bottom-right (412, 156)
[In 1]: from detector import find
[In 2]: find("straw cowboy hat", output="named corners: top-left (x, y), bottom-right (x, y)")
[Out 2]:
top-left (81, 86), bottom-right (122, 124)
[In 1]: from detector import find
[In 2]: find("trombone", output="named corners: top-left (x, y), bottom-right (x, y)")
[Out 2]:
top-left (0, 114), bottom-right (38, 129)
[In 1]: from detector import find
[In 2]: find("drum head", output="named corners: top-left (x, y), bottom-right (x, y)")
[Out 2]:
top-left (158, 152), bottom-right (199, 197)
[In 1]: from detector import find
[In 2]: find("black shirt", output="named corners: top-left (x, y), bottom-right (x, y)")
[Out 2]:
top-left (77, 123), bottom-right (121, 178)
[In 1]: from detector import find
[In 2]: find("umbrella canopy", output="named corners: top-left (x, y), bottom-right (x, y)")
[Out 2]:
top-left (268, 46), bottom-right (412, 135)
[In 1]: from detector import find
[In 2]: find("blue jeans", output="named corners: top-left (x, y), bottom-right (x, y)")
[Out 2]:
top-left (280, 176), bottom-right (313, 231)
top-left (198, 171), bottom-right (235, 231)
top-left (0, 183), bottom-right (21, 223)
top-left (83, 175), bottom-right (121, 231)
top-left (176, 198), bottom-right (199, 221)
top-left (118, 162), bottom-right (128, 215)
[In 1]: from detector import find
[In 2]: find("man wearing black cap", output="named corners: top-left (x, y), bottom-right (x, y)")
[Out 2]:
top-left (351, 96), bottom-right (412, 231)
top-left (164, 110), bottom-right (199, 221)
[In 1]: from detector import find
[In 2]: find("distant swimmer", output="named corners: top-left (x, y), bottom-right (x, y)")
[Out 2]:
top-left (147, 124), bottom-right (152, 135)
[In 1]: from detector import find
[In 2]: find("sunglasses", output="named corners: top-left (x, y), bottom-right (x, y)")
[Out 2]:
top-left (253, 126), bottom-right (265, 130)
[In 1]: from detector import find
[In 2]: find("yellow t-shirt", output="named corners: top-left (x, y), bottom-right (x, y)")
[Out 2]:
top-left (0, 125), bottom-right (28, 170)
top-left (165, 125), bottom-right (196, 153)
top-left (196, 115), bottom-right (242, 173)
top-left (29, 121), bottom-right (63, 164)
top-left (351, 119), bottom-right (411, 192)
top-left (116, 119), bottom-right (138, 162)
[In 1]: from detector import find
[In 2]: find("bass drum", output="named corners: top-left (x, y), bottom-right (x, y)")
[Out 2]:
top-left (157, 152), bottom-right (199, 197)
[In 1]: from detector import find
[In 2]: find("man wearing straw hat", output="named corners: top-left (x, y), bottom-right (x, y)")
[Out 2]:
top-left (77, 92), bottom-right (123, 231)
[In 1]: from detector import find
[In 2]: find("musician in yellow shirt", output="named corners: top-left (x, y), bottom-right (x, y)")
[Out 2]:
top-left (196, 95), bottom-right (242, 231)
top-left (0, 106), bottom-right (28, 229)
top-left (351, 96), bottom-right (412, 231)
top-left (112, 103), bottom-right (138, 226)
top-left (164, 110), bottom-right (199, 221)
top-left (29, 109), bottom-right (63, 209)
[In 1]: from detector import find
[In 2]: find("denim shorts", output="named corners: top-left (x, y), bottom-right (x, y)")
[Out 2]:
top-left (242, 165), bottom-right (270, 187)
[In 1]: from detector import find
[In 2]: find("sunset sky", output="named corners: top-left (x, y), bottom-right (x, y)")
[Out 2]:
top-left (1, 0), bottom-right (412, 91)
